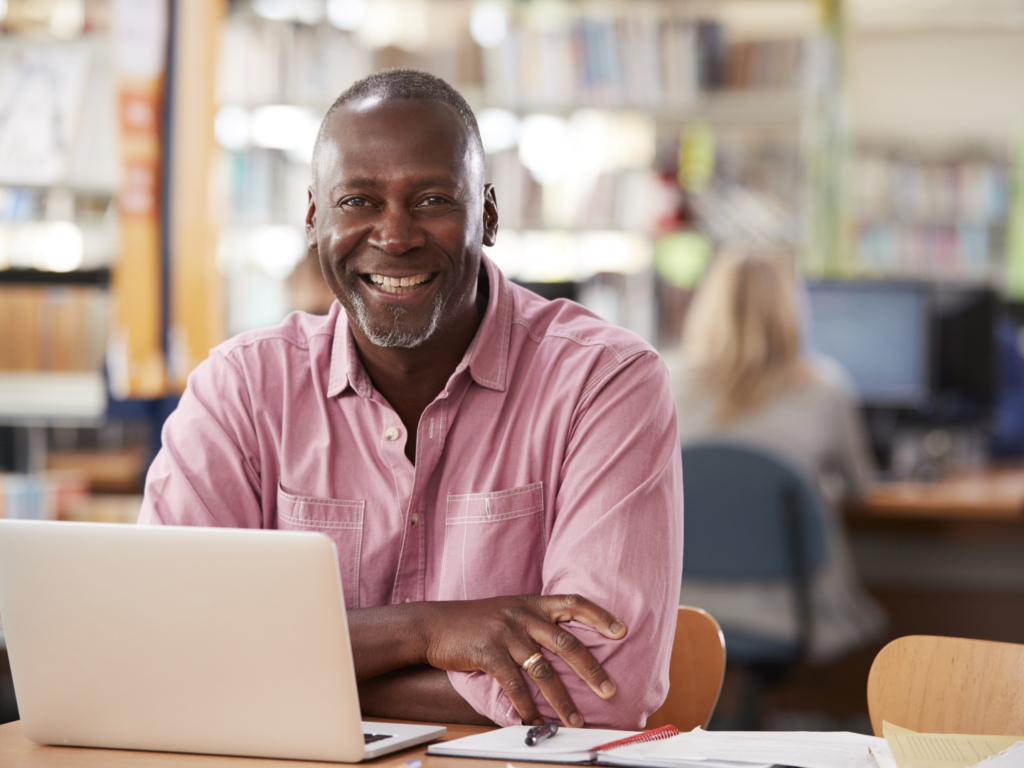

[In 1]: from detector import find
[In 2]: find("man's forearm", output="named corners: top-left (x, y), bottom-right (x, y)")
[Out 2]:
top-left (358, 666), bottom-right (494, 725)
top-left (348, 604), bottom-right (431, 681)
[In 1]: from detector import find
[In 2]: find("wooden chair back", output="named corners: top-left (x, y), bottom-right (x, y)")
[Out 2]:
top-left (867, 635), bottom-right (1024, 737)
top-left (646, 606), bottom-right (726, 730)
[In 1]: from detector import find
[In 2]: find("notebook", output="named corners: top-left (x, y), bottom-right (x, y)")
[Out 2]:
top-left (0, 520), bottom-right (446, 762)
top-left (428, 724), bottom-right (896, 768)
top-left (427, 724), bottom-right (766, 768)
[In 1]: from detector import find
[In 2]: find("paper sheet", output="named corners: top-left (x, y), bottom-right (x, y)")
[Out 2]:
top-left (596, 736), bottom-right (771, 768)
top-left (975, 743), bottom-right (1024, 768)
top-left (426, 725), bottom-right (637, 761)
top-left (638, 727), bottom-right (888, 768)
top-left (883, 721), bottom-right (1024, 768)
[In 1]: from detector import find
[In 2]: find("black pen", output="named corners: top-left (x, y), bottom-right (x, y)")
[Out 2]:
top-left (525, 722), bottom-right (559, 747)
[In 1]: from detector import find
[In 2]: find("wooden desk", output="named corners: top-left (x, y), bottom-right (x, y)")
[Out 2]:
top-left (841, 465), bottom-right (1024, 646)
top-left (845, 466), bottom-right (1024, 522)
top-left (0, 720), bottom-right (507, 768)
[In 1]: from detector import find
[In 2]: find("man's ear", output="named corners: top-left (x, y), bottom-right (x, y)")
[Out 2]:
top-left (305, 186), bottom-right (318, 249)
top-left (482, 184), bottom-right (499, 248)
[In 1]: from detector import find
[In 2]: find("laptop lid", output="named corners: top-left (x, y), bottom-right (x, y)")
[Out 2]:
top-left (0, 520), bottom-right (371, 762)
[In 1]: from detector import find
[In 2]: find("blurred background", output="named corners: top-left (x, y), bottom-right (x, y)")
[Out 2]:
top-left (1, 0), bottom-right (1024, 732)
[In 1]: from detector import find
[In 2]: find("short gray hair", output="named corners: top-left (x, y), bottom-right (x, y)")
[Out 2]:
top-left (313, 68), bottom-right (484, 181)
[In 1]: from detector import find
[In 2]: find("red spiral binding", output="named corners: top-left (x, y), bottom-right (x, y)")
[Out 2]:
top-left (589, 724), bottom-right (681, 757)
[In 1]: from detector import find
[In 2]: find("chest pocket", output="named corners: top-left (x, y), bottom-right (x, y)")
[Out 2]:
top-left (438, 481), bottom-right (545, 602)
top-left (276, 485), bottom-right (364, 609)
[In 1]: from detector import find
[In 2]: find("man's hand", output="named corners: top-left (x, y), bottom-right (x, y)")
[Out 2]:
top-left (348, 594), bottom-right (627, 728)
top-left (422, 594), bottom-right (627, 728)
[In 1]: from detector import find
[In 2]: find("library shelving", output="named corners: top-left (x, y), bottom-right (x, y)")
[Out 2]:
top-left (213, 0), bottom-right (837, 346)
top-left (843, 4), bottom-right (1024, 291)
top-left (0, 0), bottom-right (224, 523)
top-left (851, 149), bottom-right (1012, 283)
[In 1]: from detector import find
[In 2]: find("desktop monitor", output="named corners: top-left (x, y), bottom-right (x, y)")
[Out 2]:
top-left (932, 284), bottom-right (997, 414)
top-left (805, 280), bottom-right (931, 408)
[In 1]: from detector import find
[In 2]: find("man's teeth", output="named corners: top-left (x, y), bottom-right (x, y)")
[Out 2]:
top-left (368, 273), bottom-right (432, 294)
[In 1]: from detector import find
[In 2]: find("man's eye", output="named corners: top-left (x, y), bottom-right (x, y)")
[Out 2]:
top-left (341, 197), bottom-right (369, 207)
top-left (419, 196), bottom-right (449, 207)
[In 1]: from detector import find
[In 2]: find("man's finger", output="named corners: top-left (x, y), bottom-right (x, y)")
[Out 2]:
top-left (536, 593), bottom-right (627, 640)
top-left (530, 618), bottom-right (618, 701)
top-left (488, 655), bottom-right (543, 727)
top-left (522, 651), bottom-right (586, 727)
top-left (513, 645), bottom-right (584, 728)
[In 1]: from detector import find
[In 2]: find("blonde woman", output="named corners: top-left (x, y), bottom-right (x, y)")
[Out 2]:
top-left (666, 253), bottom-right (886, 664)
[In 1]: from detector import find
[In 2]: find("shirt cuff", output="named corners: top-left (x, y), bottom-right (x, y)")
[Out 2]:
top-left (447, 669), bottom-right (521, 726)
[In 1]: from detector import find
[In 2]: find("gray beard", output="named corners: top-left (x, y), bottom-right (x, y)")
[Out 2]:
top-left (347, 289), bottom-right (446, 349)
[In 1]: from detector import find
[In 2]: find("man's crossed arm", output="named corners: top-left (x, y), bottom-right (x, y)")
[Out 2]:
top-left (350, 594), bottom-right (627, 727)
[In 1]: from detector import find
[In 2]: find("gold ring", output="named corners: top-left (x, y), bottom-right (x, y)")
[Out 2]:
top-left (521, 652), bottom-right (544, 673)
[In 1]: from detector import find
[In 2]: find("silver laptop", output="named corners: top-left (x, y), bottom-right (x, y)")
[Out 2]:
top-left (0, 520), bottom-right (445, 762)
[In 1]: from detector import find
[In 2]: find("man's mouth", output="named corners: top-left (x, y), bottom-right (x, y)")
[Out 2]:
top-left (365, 272), bottom-right (436, 295)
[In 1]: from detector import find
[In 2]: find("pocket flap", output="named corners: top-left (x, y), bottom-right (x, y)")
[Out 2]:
top-left (445, 481), bottom-right (544, 524)
top-left (277, 486), bottom-right (364, 529)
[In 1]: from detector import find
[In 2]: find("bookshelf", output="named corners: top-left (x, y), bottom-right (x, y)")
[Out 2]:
top-left (213, 0), bottom-right (833, 346)
top-left (850, 149), bottom-right (1010, 282)
top-left (0, 8), bottom-right (121, 511)
top-left (844, 7), bottom-right (1024, 289)
top-left (0, 0), bottom-right (222, 523)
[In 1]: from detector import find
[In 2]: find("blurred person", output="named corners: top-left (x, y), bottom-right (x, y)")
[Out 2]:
top-left (665, 252), bottom-right (886, 663)
top-left (138, 70), bottom-right (682, 729)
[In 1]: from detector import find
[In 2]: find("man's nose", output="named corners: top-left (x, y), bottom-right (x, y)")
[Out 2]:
top-left (367, 204), bottom-right (426, 255)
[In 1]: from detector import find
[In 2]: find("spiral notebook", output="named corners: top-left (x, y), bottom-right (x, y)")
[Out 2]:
top-left (426, 725), bottom-right (765, 768)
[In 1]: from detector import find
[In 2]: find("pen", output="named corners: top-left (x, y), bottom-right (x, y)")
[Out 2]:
top-left (525, 722), bottom-right (559, 747)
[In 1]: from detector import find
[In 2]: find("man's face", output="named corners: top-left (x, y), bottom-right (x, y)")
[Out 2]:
top-left (306, 98), bottom-right (497, 350)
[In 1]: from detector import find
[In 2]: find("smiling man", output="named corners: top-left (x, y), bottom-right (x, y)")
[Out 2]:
top-left (139, 70), bottom-right (682, 730)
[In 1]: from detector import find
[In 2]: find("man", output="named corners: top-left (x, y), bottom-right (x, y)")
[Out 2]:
top-left (139, 70), bottom-right (682, 730)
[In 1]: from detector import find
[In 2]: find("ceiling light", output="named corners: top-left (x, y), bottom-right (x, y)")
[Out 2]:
top-left (326, 0), bottom-right (366, 30)
top-left (470, 1), bottom-right (508, 49)
top-left (477, 109), bottom-right (519, 153)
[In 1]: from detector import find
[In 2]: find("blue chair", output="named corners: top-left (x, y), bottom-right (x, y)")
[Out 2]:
top-left (680, 442), bottom-right (832, 726)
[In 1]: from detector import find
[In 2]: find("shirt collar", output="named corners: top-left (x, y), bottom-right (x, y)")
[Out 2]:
top-left (326, 254), bottom-right (512, 398)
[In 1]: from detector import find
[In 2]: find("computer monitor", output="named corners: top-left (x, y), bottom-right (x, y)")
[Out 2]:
top-left (932, 284), bottom-right (997, 417)
top-left (805, 280), bottom-right (931, 407)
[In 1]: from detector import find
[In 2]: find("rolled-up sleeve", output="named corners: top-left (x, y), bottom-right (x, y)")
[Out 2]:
top-left (138, 350), bottom-right (265, 529)
top-left (447, 351), bottom-right (684, 729)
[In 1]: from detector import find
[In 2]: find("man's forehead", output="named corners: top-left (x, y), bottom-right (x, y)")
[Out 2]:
top-left (327, 98), bottom-right (470, 157)
top-left (315, 96), bottom-right (480, 186)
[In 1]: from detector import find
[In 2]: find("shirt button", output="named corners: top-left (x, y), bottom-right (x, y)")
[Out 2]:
top-left (410, 513), bottom-right (419, 527)
top-left (404, 598), bottom-right (411, 603)
top-left (384, 427), bottom-right (400, 441)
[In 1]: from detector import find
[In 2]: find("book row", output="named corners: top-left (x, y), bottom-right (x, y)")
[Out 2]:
top-left (855, 223), bottom-right (1004, 277)
top-left (0, 472), bottom-right (140, 524)
top-left (483, 20), bottom-right (805, 110)
top-left (855, 155), bottom-right (1010, 226)
top-left (0, 285), bottom-right (109, 371)
top-left (217, 12), bottom-right (808, 112)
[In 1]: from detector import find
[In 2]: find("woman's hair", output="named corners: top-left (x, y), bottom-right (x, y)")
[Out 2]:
top-left (681, 252), bottom-right (813, 424)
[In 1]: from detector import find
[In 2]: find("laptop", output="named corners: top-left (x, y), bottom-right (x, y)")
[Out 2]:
top-left (0, 520), bottom-right (446, 762)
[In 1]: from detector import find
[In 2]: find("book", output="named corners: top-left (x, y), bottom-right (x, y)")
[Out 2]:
top-left (427, 724), bottom-right (764, 768)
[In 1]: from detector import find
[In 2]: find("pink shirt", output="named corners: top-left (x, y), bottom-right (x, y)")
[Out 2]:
top-left (139, 257), bottom-right (683, 729)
